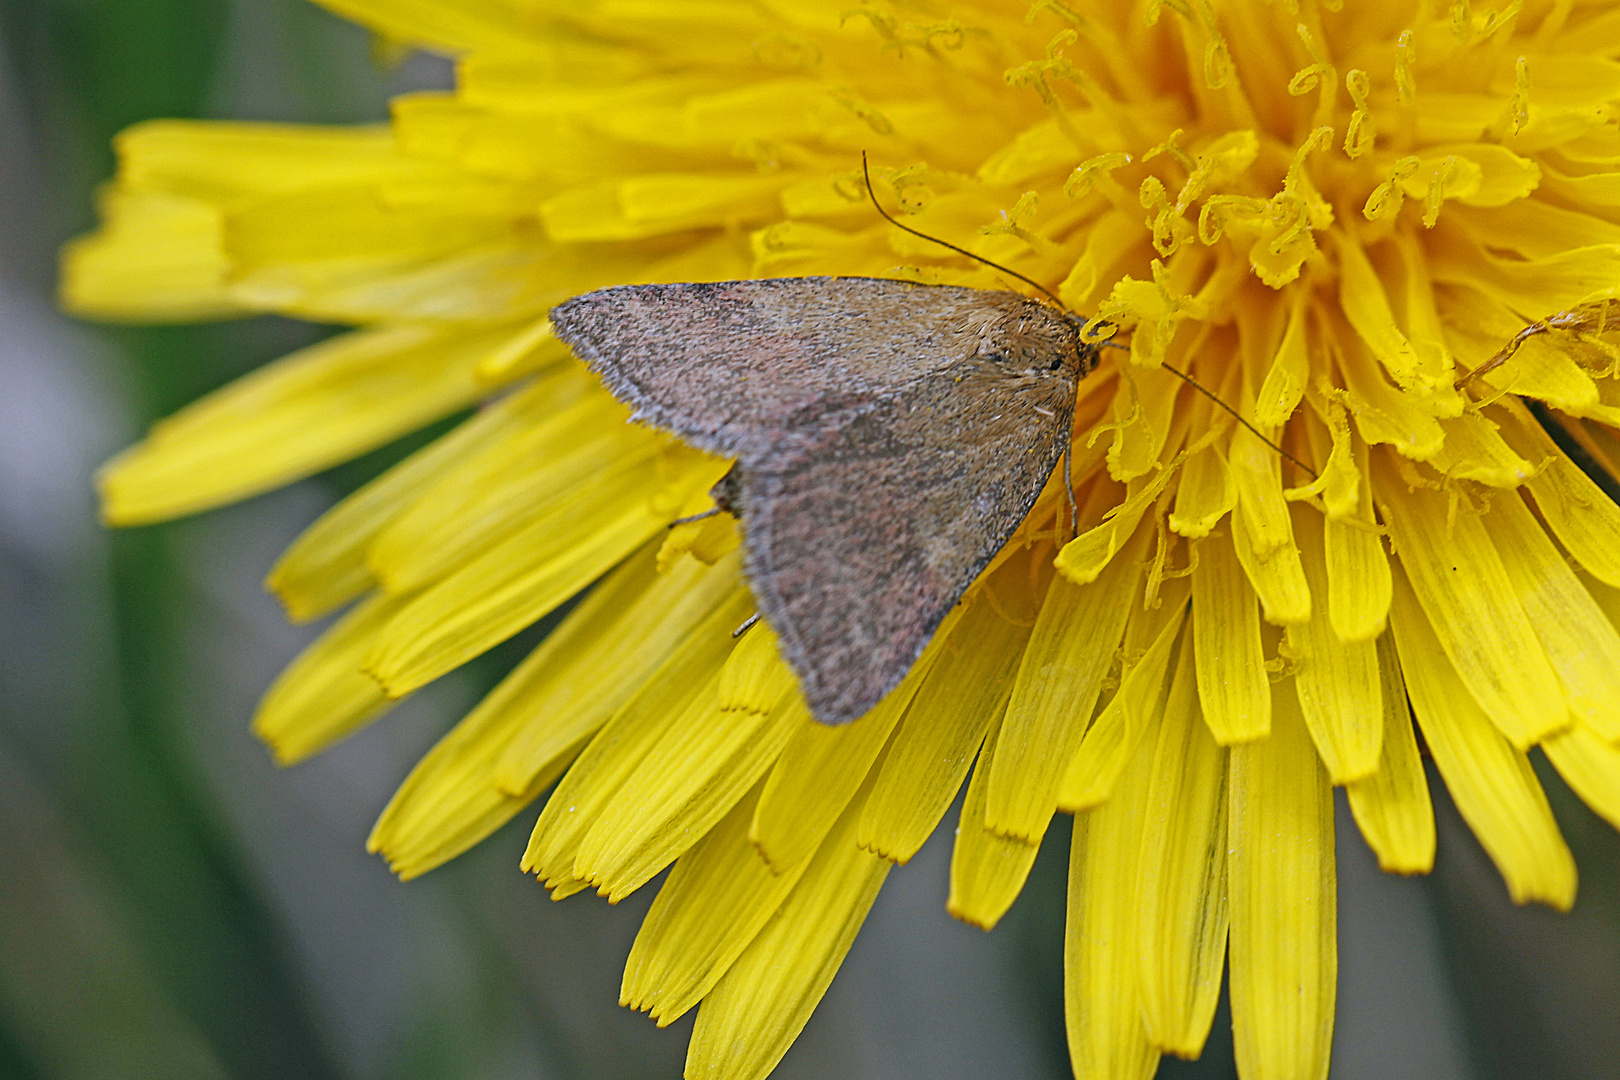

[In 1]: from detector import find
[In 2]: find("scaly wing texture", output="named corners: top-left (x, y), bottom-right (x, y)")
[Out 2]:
top-left (549, 277), bottom-right (1031, 459)
top-left (552, 275), bottom-right (1083, 723)
top-left (741, 368), bottom-right (1077, 723)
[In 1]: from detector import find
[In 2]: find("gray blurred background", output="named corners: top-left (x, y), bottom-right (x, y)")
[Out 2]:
top-left (0, 2), bottom-right (1615, 1078)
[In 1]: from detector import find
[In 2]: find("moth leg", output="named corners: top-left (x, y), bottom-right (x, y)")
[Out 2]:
top-left (671, 507), bottom-right (720, 526)
top-left (1061, 442), bottom-right (1078, 538)
top-left (670, 462), bottom-right (746, 526)
top-left (710, 463), bottom-right (745, 516)
top-left (732, 612), bottom-right (760, 638)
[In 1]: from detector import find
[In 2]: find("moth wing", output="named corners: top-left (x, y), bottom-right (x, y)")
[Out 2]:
top-left (549, 277), bottom-right (1022, 459)
top-left (741, 371), bottom-right (1076, 724)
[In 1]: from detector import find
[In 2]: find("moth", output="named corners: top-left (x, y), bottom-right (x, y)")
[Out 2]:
top-left (549, 276), bottom-right (1099, 725)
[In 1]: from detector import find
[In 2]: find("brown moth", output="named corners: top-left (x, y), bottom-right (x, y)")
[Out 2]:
top-left (549, 276), bottom-right (1099, 725)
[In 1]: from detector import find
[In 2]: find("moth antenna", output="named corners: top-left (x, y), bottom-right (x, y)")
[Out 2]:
top-left (1158, 359), bottom-right (1319, 480)
top-left (671, 507), bottom-right (721, 527)
top-left (862, 153), bottom-right (1067, 311)
top-left (862, 154), bottom-right (1315, 483)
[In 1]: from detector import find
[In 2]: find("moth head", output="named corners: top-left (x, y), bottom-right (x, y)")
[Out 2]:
top-left (1062, 312), bottom-right (1110, 378)
top-left (966, 297), bottom-right (1086, 381)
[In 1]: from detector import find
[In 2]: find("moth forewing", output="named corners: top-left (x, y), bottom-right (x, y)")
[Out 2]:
top-left (550, 276), bottom-right (1094, 724)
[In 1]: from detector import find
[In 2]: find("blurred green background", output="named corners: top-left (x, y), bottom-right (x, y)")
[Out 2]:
top-left (0, 2), bottom-right (1615, 1079)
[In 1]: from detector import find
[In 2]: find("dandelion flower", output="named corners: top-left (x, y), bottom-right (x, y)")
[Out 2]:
top-left (65, 1), bottom-right (1620, 1078)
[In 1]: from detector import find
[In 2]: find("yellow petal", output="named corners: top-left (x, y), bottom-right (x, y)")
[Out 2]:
top-left (225, 184), bottom-right (516, 266)
top-left (1334, 231), bottom-right (1431, 393)
top-left (1374, 453), bottom-right (1569, 749)
top-left (1229, 430), bottom-right (1295, 566)
top-left (1286, 505), bottom-right (1382, 784)
top-left (1105, 365), bottom-right (1182, 482)
top-left (366, 457), bottom-right (704, 696)
top-left (1055, 468), bottom-right (1176, 584)
top-left (1451, 201), bottom-right (1620, 262)
top-left (1537, 161), bottom-right (1620, 207)
top-left (1426, 411), bottom-right (1536, 487)
top-left (60, 190), bottom-right (244, 322)
top-left (748, 623), bottom-right (947, 873)
top-left (575, 675), bottom-right (799, 902)
top-left (1230, 495), bottom-right (1311, 627)
top-left (1387, 231), bottom-right (1465, 416)
top-left (659, 503), bottom-right (740, 571)
top-left (520, 583), bottom-right (755, 891)
top-left (1057, 588), bottom-right (1187, 811)
top-left (1322, 438), bottom-right (1391, 642)
top-left (991, 521), bottom-right (1149, 838)
top-left (1577, 572), bottom-right (1620, 680)
top-left (367, 545), bottom-right (697, 879)
top-left (1400, 92), bottom-right (1492, 145)
top-left (1542, 724), bottom-right (1620, 833)
top-left (1064, 699), bottom-right (1162, 1080)
top-left (1487, 489), bottom-right (1620, 743)
top-left (316, 0), bottom-right (562, 52)
top-left (63, 118), bottom-right (501, 323)
top-left (1456, 323), bottom-right (1602, 412)
top-left (1344, 633), bottom-right (1436, 875)
top-left (222, 244), bottom-right (553, 332)
top-left (1227, 680), bottom-right (1336, 1080)
top-left (252, 591), bottom-right (409, 765)
top-left (367, 390), bottom-right (659, 592)
top-left (1192, 528), bottom-right (1270, 745)
top-left (860, 555), bottom-right (1039, 863)
top-left (947, 717), bottom-right (1040, 930)
top-left (622, 781), bottom-right (810, 1027)
top-left (979, 118), bottom-right (1079, 186)
top-left (1169, 443), bottom-right (1237, 539)
top-left (495, 549), bottom-right (746, 796)
top-left (111, 119), bottom-right (444, 200)
top-left (1521, 54), bottom-right (1620, 111)
top-left (1493, 398), bottom-right (1620, 588)
top-left (1060, 208), bottom-right (1147, 307)
top-left (717, 623), bottom-right (797, 715)
top-left (1387, 566), bottom-right (1576, 909)
top-left (1432, 233), bottom-right (1620, 319)
top-left (686, 771), bottom-right (890, 1080)
top-left (542, 173), bottom-right (788, 242)
top-left (1285, 403), bottom-right (1357, 518)
top-left (267, 364), bottom-right (585, 621)
top-left (1324, 515), bottom-right (1392, 642)
top-left (98, 324), bottom-right (502, 525)
top-left (677, 79), bottom-right (850, 147)
top-left (474, 316), bottom-right (558, 386)
top-left (1134, 637), bottom-right (1228, 1059)
top-left (1401, 144), bottom-right (1540, 208)
top-left (1335, 326), bottom-right (1445, 460)
top-left (1582, 380), bottom-right (1620, 429)
top-left (235, 239), bottom-right (564, 325)
top-left (1253, 287), bottom-right (1309, 428)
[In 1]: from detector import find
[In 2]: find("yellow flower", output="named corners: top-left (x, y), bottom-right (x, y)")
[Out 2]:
top-left (63, 1), bottom-right (1620, 1078)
